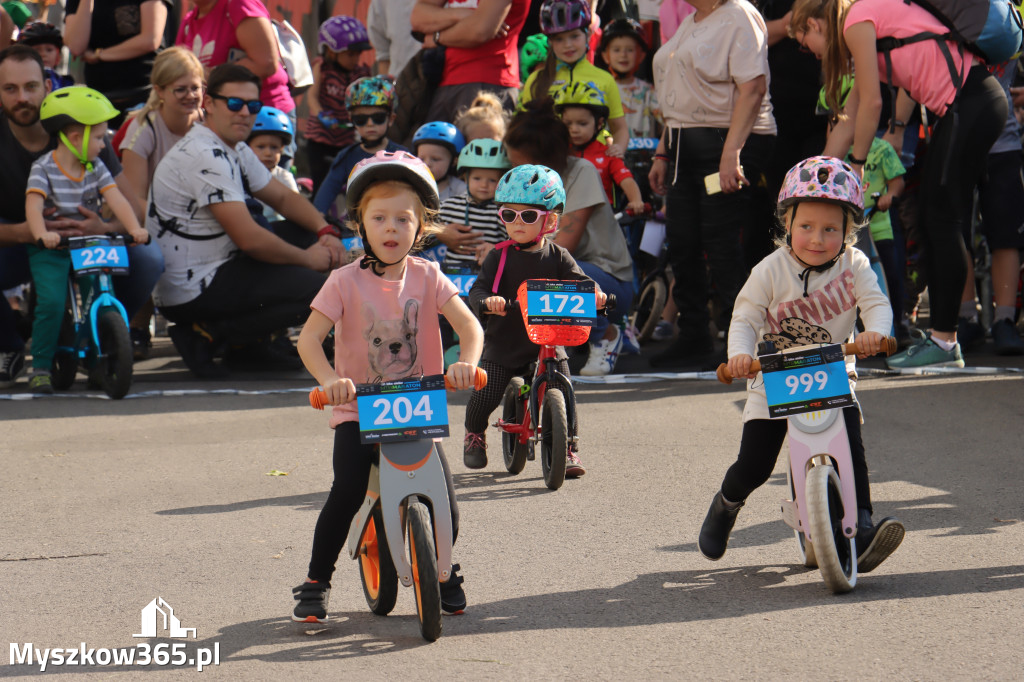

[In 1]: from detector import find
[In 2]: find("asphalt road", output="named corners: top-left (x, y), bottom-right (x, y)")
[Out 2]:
top-left (2, 339), bottom-right (1022, 680)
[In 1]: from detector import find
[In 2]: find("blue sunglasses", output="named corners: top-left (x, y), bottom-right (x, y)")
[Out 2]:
top-left (209, 93), bottom-right (263, 114)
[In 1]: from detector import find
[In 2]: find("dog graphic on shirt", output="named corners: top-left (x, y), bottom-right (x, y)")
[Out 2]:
top-left (363, 299), bottom-right (421, 381)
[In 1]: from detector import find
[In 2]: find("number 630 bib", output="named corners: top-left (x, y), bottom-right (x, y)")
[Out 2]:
top-left (356, 375), bottom-right (450, 444)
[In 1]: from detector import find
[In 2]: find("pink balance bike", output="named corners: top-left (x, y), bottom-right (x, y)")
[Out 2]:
top-left (310, 367), bottom-right (487, 641)
top-left (716, 338), bottom-right (897, 593)
top-left (493, 280), bottom-right (613, 490)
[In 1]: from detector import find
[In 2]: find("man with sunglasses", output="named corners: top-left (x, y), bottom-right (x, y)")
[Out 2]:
top-left (147, 64), bottom-right (345, 378)
top-left (0, 45), bottom-right (164, 389)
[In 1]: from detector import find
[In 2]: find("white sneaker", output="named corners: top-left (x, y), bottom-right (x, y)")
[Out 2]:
top-left (580, 325), bottom-right (622, 376)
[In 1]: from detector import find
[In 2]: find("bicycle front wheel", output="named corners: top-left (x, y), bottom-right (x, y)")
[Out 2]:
top-left (540, 388), bottom-right (568, 490)
top-left (407, 501), bottom-right (442, 641)
top-left (806, 464), bottom-right (857, 593)
top-left (89, 308), bottom-right (133, 399)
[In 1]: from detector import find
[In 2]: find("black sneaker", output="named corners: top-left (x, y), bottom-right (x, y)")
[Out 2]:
top-left (291, 580), bottom-right (331, 623)
top-left (856, 509), bottom-right (905, 573)
top-left (463, 432), bottom-right (487, 469)
top-left (991, 318), bottom-right (1024, 356)
top-left (168, 323), bottom-right (228, 379)
top-left (130, 327), bottom-right (152, 361)
top-left (0, 348), bottom-right (25, 388)
top-left (649, 333), bottom-right (715, 369)
top-left (440, 563), bottom-right (466, 614)
top-left (957, 317), bottom-right (986, 353)
top-left (224, 339), bottom-right (303, 372)
top-left (698, 491), bottom-right (744, 561)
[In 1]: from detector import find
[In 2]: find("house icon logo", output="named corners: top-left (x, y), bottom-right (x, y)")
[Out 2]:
top-left (132, 598), bottom-right (197, 639)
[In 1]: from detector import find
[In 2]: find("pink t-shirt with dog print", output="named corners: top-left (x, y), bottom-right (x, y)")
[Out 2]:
top-left (311, 256), bottom-right (460, 427)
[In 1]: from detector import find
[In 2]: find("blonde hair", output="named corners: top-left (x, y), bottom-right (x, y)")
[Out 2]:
top-left (454, 92), bottom-right (509, 140)
top-left (348, 180), bottom-right (442, 248)
top-left (774, 201), bottom-right (864, 250)
top-left (789, 0), bottom-right (854, 116)
top-left (132, 47), bottom-right (205, 122)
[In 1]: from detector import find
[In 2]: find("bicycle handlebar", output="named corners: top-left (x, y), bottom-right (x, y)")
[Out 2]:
top-left (715, 337), bottom-right (898, 385)
top-left (55, 232), bottom-right (150, 248)
top-left (309, 366), bottom-right (489, 410)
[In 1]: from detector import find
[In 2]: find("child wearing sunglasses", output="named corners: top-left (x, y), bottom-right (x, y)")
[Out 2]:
top-left (313, 76), bottom-right (407, 222)
top-left (462, 165), bottom-right (605, 477)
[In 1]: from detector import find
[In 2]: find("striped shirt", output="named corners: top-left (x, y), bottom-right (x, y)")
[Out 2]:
top-left (26, 152), bottom-right (116, 220)
top-left (438, 194), bottom-right (506, 272)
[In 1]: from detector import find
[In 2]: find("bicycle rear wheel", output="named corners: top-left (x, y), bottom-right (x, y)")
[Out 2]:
top-left (631, 277), bottom-right (668, 342)
top-left (806, 464), bottom-right (857, 593)
top-left (501, 377), bottom-right (529, 474)
top-left (407, 501), bottom-right (442, 641)
top-left (540, 388), bottom-right (568, 490)
top-left (358, 506), bottom-right (399, 615)
top-left (786, 463), bottom-right (817, 568)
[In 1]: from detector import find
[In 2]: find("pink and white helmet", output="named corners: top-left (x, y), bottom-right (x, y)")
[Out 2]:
top-left (778, 156), bottom-right (864, 221)
top-left (346, 150), bottom-right (440, 214)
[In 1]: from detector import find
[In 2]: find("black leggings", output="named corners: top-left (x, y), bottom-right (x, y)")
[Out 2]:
top-left (720, 406), bottom-right (872, 515)
top-left (920, 65), bottom-right (1007, 332)
top-left (306, 422), bottom-right (460, 583)
top-left (464, 357), bottom-right (576, 438)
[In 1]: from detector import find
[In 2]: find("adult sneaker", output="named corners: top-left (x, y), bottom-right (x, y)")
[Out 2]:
top-left (440, 563), bottom-right (467, 614)
top-left (580, 325), bottom-right (622, 376)
top-left (28, 371), bottom-right (54, 395)
top-left (619, 322), bottom-right (641, 355)
top-left (0, 348), bottom-right (25, 388)
top-left (991, 318), bottom-right (1024, 356)
top-left (565, 450), bottom-right (585, 477)
top-left (291, 580), bottom-right (330, 623)
top-left (651, 320), bottom-right (675, 342)
top-left (885, 332), bottom-right (964, 369)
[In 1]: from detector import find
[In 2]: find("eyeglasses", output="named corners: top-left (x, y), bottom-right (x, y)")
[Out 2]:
top-left (209, 93), bottom-right (263, 114)
top-left (172, 85), bottom-right (203, 99)
top-left (351, 112), bottom-right (389, 126)
top-left (796, 32), bottom-right (812, 54)
top-left (497, 207), bottom-right (549, 225)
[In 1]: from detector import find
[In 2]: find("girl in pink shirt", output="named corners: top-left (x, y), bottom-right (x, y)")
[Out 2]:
top-left (790, 0), bottom-right (1007, 369)
top-left (290, 151), bottom-right (484, 624)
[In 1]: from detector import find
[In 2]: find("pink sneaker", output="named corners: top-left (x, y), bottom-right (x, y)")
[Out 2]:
top-left (565, 450), bottom-right (585, 478)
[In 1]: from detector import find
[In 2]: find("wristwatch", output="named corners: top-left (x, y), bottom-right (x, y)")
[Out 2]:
top-left (433, 31), bottom-right (443, 47)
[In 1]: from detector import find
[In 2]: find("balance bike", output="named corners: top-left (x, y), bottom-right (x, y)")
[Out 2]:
top-left (494, 280), bottom-right (611, 490)
top-left (51, 234), bottom-right (141, 399)
top-left (717, 338), bottom-right (897, 593)
top-left (310, 367), bottom-right (487, 641)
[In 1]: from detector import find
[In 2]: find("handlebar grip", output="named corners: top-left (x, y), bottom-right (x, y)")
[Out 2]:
top-left (309, 367), bottom-right (488, 409)
top-left (715, 337), bottom-right (899, 385)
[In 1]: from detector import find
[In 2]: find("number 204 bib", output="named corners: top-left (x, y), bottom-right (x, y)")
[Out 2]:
top-left (761, 344), bottom-right (854, 419)
top-left (356, 375), bottom-right (450, 444)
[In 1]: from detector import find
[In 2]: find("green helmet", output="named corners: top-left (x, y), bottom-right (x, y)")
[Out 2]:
top-left (552, 81), bottom-right (609, 120)
top-left (457, 139), bottom-right (511, 173)
top-left (519, 33), bottom-right (549, 81)
top-left (40, 87), bottom-right (120, 168)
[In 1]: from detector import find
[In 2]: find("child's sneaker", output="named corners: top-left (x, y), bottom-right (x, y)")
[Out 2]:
top-left (580, 325), bottom-right (622, 376)
top-left (565, 450), bottom-right (585, 477)
top-left (440, 563), bottom-right (466, 614)
top-left (885, 332), bottom-right (964, 369)
top-left (291, 580), bottom-right (330, 623)
top-left (463, 432), bottom-right (487, 469)
top-left (28, 371), bottom-right (54, 395)
top-left (618, 321), bottom-right (641, 355)
top-left (651, 320), bottom-right (675, 342)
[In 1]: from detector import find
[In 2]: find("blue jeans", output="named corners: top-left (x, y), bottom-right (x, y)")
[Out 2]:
top-left (577, 260), bottom-right (633, 344)
top-left (0, 239), bottom-right (164, 351)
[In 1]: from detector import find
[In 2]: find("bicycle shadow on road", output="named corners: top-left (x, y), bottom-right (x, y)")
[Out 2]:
top-left (453, 471), bottom-right (554, 502)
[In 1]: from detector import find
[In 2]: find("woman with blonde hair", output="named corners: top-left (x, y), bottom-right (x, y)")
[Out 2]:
top-left (120, 46), bottom-right (204, 358)
top-left (789, 0), bottom-right (1007, 369)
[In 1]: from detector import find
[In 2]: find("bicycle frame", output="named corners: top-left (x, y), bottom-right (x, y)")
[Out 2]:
top-left (61, 270), bottom-right (130, 363)
top-left (347, 439), bottom-right (455, 586)
top-left (498, 343), bottom-right (578, 449)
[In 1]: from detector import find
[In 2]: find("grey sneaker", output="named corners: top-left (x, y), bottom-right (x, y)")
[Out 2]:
top-left (0, 349), bottom-right (25, 388)
top-left (291, 580), bottom-right (330, 623)
top-left (991, 318), bottom-right (1024, 356)
top-left (28, 371), bottom-right (54, 395)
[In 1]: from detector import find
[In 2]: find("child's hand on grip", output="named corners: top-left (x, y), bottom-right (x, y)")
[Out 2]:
top-left (854, 331), bottom-right (884, 358)
top-left (323, 377), bottom-right (356, 405)
top-left (728, 353), bottom-right (755, 380)
top-left (446, 362), bottom-right (477, 390)
top-left (596, 291), bottom-right (607, 308)
top-left (483, 296), bottom-right (506, 315)
top-left (39, 232), bottom-right (61, 249)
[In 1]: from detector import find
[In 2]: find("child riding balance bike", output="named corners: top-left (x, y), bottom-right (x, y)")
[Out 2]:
top-left (698, 156), bottom-right (905, 576)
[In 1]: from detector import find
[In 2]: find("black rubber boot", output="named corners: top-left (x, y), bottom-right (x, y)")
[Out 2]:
top-left (855, 508), bottom-right (905, 573)
top-left (698, 491), bottom-right (744, 560)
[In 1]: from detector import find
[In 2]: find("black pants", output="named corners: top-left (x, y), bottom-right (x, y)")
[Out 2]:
top-left (720, 406), bottom-right (873, 515)
top-left (665, 128), bottom-right (775, 338)
top-left (920, 65), bottom-right (1007, 332)
top-left (160, 254), bottom-right (325, 345)
top-left (464, 358), bottom-right (576, 438)
top-left (307, 422), bottom-right (460, 582)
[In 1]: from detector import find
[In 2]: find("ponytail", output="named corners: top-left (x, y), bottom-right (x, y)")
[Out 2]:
top-left (530, 49), bottom-right (559, 103)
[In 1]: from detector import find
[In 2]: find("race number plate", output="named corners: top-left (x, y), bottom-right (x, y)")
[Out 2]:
top-left (445, 272), bottom-right (477, 297)
top-left (761, 344), bottom-right (853, 418)
top-left (356, 375), bottom-right (450, 444)
top-left (525, 279), bottom-right (596, 327)
top-left (69, 236), bottom-right (129, 275)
